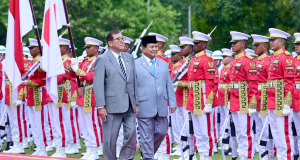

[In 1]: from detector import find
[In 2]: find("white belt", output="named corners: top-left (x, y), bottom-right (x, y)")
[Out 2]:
top-left (58, 84), bottom-right (65, 87)
top-left (258, 84), bottom-right (262, 90)
top-left (267, 81), bottom-right (276, 88)
top-left (85, 84), bottom-right (93, 90)
top-left (296, 84), bottom-right (300, 89)
top-left (219, 84), bottom-right (226, 88)
top-left (230, 83), bottom-right (249, 89)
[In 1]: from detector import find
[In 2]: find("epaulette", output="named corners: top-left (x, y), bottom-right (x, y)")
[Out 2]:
top-left (160, 54), bottom-right (166, 58)
top-left (68, 58), bottom-right (72, 61)
top-left (285, 51), bottom-right (291, 56)
top-left (246, 55), bottom-right (254, 59)
top-left (173, 62), bottom-right (180, 68)
top-left (206, 53), bottom-right (212, 58)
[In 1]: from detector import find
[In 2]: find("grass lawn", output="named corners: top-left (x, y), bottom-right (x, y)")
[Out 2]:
top-left (1, 139), bottom-right (277, 160)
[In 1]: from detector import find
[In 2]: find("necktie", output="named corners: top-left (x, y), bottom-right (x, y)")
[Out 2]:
top-left (118, 55), bottom-right (127, 79)
top-left (150, 59), bottom-right (156, 75)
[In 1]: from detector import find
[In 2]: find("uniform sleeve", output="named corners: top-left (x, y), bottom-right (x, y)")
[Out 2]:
top-left (27, 69), bottom-right (46, 87)
top-left (80, 64), bottom-right (94, 82)
top-left (167, 58), bottom-right (173, 75)
top-left (204, 58), bottom-right (216, 104)
top-left (283, 56), bottom-right (295, 106)
top-left (57, 62), bottom-right (70, 84)
top-left (246, 59), bottom-right (258, 109)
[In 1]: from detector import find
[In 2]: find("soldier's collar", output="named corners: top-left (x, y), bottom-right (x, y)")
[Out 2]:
top-left (195, 51), bottom-right (205, 57)
top-left (273, 48), bottom-right (284, 56)
top-left (32, 55), bottom-right (40, 62)
top-left (87, 56), bottom-right (96, 61)
top-left (61, 54), bottom-right (68, 59)
top-left (157, 50), bottom-right (165, 57)
top-left (173, 62), bottom-right (181, 67)
top-left (183, 56), bottom-right (189, 61)
top-left (224, 64), bottom-right (230, 69)
top-left (23, 57), bottom-right (27, 60)
top-left (297, 55), bottom-right (300, 60)
top-left (234, 51), bottom-right (245, 59)
top-left (257, 53), bottom-right (268, 61)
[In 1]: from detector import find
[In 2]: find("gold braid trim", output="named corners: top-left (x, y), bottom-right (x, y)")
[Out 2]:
top-left (54, 84), bottom-right (64, 108)
top-left (283, 91), bottom-right (293, 106)
top-left (183, 88), bottom-right (188, 108)
top-left (76, 69), bottom-right (86, 76)
top-left (33, 87), bottom-right (42, 111)
top-left (65, 80), bottom-right (71, 109)
top-left (225, 84), bottom-right (229, 108)
top-left (71, 90), bottom-right (77, 102)
top-left (275, 79), bottom-right (284, 116)
top-left (18, 88), bottom-right (24, 100)
top-left (238, 81), bottom-right (249, 114)
top-left (249, 95), bottom-right (257, 109)
top-left (193, 81), bottom-right (202, 115)
top-left (83, 82), bottom-right (93, 113)
top-left (178, 81), bottom-right (188, 88)
top-left (260, 83), bottom-right (268, 116)
top-left (206, 91), bottom-right (214, 104)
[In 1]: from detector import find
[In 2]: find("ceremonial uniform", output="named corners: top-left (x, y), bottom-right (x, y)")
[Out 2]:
top-left (293, 33), bottom-right (300, 158)
top-left (74, 37), bottom-right (102, 160)
top-left (267, 28), bottom-right (294, 160)
top-left (156, 50), bottom-right (172, 74)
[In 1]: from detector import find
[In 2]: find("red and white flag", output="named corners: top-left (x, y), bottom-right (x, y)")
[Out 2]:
top-left (41, 0), bottom-right (65, 104)
top-left (5, 0), bottom-right (33, 104)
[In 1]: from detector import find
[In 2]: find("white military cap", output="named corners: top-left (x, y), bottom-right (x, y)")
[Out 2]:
top-left (124, 36), bottom-right (134, 44)
top-left (192, 31), bottom-right (212, 42)
top-left (0, 45), bottom-right (6, 54)
top-left (69, 45), bottom-right (78, 51)
top-left (28, 38), bottom-right (39, 48)
top-left (269, 28), bottom-right (290, 39)
top-left (169, 45), bottom-right (180, 53)
top-left (84, 37), bottom-right (103, 48)
top-left (251, 34), bottom-right (269, 45)
top-left (246, 48), bottom-right (257, 57)
top-left (222, 48), bottom-right (233, 57)
top-left (179, 37), bottom-right (194, 46)
top-left (294, 33), bottom-right (300, 44)
top-left (213, 50), bottom-right (223, 60)
top-left (59, 38), bottom-right (70, 46)
top-left (23, 47), bottom-right (30, 56)
top-left (230, 31), bottom-right (251, 42)
top-left (206, 49), bottom-right (213, 56)
top-left (148, 32), bottom-right (168, 42)
top-left (98, 46), bottom-right (104, 52)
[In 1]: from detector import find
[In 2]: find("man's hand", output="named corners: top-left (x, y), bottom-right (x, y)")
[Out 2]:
top-left (22, 80), bottom-right (28, 85)
top-left (203, 104), bottom-right (212, 113)
top-left (71, 58), bottom-right (79, 72)
top-left (98, 108), bottom-right (107, 122)
top-left (136, 105), bottom-right (139, 117)
top-left (282, 105), bottom-right (291, 116)
top-left (248, 108), bottom-right (256, 116)
top-left (169, 108), bottom-right (176, 113)
top-left (172, 82), bottom-right (178, 88)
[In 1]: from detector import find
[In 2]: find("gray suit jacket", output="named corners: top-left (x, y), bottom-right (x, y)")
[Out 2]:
top-left (93, 50), bottom-right (138, 113)
top-left (135, 55), bottom-right (177, 118)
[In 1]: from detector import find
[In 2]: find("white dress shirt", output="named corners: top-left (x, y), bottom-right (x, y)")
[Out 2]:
top-left (143, 55), bottom-right (156, 69)
top-left (110, 49), bottom-right (127, 72)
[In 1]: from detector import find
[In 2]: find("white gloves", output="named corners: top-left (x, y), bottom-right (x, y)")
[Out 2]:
top-left (13, 100), bottom-right (23, 107)
top-left (173, 82), bottom-right (178, 88)
top-left (21, 80), bottom-right (28, 85)
top-left (282, 105), bottom-right (291, 116)
top-left (71, 101), bottom-right (78, 109)
top-left (248, 108), bottom-right (257, 116)
top-left (71, 58), bottom-right (79, 72)
top-left (203, 104), bottom-right (212, 113)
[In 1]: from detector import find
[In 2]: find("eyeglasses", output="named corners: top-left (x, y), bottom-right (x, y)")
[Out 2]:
top-left (113, 37), bottom-right (125, 42)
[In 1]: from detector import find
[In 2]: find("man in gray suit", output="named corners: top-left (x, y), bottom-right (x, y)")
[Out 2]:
top-left (93, 30), bottom-right (139, 160)
top-left (135, 35), bottom-right (177, 160)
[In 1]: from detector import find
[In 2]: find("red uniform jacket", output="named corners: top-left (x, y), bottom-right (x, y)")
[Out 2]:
top-left (171, 61), bottom-right (183, 107)
top-left (218, 64), bottom-right (231, 105)
top-left (228, 52), bottom-right (258, 112)
top-left (255, 53), bottom-right (269, 111)
top-left (267, 48), bottom-right (295, 110)
top-left (294, 55), bottom-right (300, 111)
top-left (76, 56), bottom-right (96, 107)
top-left (156, 50), bottom-right (172, 75)
top-left (213, 68), bottom-right (219, 108)
top-left (27, 55), bottom-right (47, 107)
top-left (186, 51), bottom-right (215, 111)
top-left (0, 61), bottom-right (3, 101)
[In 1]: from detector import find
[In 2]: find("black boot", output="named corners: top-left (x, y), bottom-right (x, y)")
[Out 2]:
top-left (4, 141), bottom-right (11, 151)
top-left (225, 147), bottom-right (232, 156)
top-left (294, 154), bottom-right (299, 160)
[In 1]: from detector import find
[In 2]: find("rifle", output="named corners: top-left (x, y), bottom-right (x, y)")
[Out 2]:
top-left (128, 21), bottom-right (153, 58)
top-left (172, 26), bottom-right (217, 83)
top-left (99, 29), bottom-right (125, 55)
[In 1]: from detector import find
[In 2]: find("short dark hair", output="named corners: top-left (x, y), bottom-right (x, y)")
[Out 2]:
top-left (106, 30), bottom-right (121, 44)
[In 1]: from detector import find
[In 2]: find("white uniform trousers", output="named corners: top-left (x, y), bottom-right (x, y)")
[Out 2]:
top-left (293, 111), bottom-right (300, 155)
top-left (45, 106), bottom-right (54, 142)
top-left (75, 107), bottom-right (81, 139)
top-left (48, 102), bottom-right (69, 147)
top-left (211, 108), bottom-right (218, 145)
top-left (21, 103), bottom-right (29, 139)
top-left (96, 108), bottom-right (103, 144)
top-left (231, 111), bottom-right (255, 159)
top-left (64, 106), bottom-right (74, 144)
top-left (268, 109), bottom-right (294, 160)
top-left (67, 107), bottom-right (80, 143)
top-left (5, 104), bottom-right (24, 143)
top-left (252, 111), bottom-right (268, 153)
top-left (78, 106), bottom-right (101, 147)
top-left (28, 105), bottom-right (48, 147)
top-left (171, 106), bottom-right (185, 145)
top-left (192, 111), bottom-right (214, 156)
top-left (219, 104), bottom-right (230, 137)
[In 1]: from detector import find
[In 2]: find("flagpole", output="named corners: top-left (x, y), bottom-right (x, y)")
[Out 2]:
top-left (28, 0), bottom-right (43, 56)
top-left (61, 0), bottom-right (81, 87)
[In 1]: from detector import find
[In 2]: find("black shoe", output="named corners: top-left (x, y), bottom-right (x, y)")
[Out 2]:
top-left (225, 147), bottom-right (232, 156)
top-left (294, 154), bottom-right (299, 160)
top-left (232, 157), bottom-right (237, 160)
top-left (4, 141), bottom-right (11, 151)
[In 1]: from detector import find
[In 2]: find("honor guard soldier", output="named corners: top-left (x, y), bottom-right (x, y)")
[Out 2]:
top-left (293, 33), bottom-right (300, 160)
top-left (122, 36), bottom-right (134, 53)
top-left (218, 49), bottom-right (233, 150)
top-left (149, 32), bottom-right (173, 74)
top-left (23, 38), bottom-right (48, 156)
top-left (71, 37), bottom-right (102, 160)
top-left (229, 31), bottom-right (258, 160)
top-left (186, 31), bottom-right (215, 160)
top-left (267, 28), bottom-right (294, 160)
top-left (251, 34), bottom-right (270, 160)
